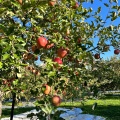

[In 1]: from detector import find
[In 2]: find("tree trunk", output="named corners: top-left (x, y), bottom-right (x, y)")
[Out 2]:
top-left (0, 91), bottom-right (3, 117)
top-left (10, 92), bottom-right (16, 120)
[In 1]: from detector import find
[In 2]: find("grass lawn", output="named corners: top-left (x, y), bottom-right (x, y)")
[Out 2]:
top-left (1, 107), bottom-right (35, 118)
top-left (60, 96), bottom-right (120, 120)
top-left (1, 96), bottom-right (120, 120)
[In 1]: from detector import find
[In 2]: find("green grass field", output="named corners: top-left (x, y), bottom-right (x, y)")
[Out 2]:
top-left (2, 96), bottom-right (120, 120)
top-left (60, 96), bottom-right (120, 120)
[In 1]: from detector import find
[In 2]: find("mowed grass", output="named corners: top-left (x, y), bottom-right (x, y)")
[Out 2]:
top-left (2, 96), bottom-right (120, 120)
top-left (60, 96), bottom-right (120, 120)
top-left (1, 107), bottom-right (35, 118)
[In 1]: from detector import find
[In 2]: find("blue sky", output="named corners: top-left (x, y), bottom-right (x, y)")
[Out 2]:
top-left (82, 0), bottom-right (120, 59)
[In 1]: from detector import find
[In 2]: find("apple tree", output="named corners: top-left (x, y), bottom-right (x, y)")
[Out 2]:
top-left (0, 0), bottom-right (120, 119)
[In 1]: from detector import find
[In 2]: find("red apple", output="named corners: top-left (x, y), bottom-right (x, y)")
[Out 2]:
top-left (57, 48), bottom-right (68, 58)
top-left (48, 0), bottom-right (56, 6)
top-left (44, 85), bottom-right (51, 95)
top-left (37, 36), bottom-right (48, 48)
top-left (114, 49), bottom-right (120, 55)
top-left (72, 2), bottom-right (79, 9)
top-left (94, 53), bottom-right (100, 59)
top-left (52, 95), bottom-right (61, 106)
top-left (53, 57), bottom-right (63, 64)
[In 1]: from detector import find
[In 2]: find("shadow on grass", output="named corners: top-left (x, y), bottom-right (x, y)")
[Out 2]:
top-left (60, 104), bottom-right (120, 120)
top-left (2, 100), bottom-right (120, 120)
top-left (2, 107), bottom-right (35, 118)
top-left (82, 105), bottom-right (120, 120)
top-left (100, 96), bottom-right (120, 100)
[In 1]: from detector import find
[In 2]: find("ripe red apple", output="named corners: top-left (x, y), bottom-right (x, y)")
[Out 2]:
top-left (57, 48), bottom-right (68, 58)
top-left (72, 2), bottom-right (79, 9)
top-left (44, 85), bottom-right (51, 95)
top-left (114, 49), bottom-right (120, 55)
top-left (53, 57), bottom-right (63, 64)
top-left (94, 53), bottom-right (100, 59)
top-left (52, 95), bottom-right (61, 106)
top-left (48, 0), bottom-right (56, 6)
top-left (37, 36), bottom-right (48, 48)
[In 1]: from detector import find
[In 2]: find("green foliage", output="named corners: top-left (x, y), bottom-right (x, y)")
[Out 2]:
top-left (0, 0), bottom-right (120, 118)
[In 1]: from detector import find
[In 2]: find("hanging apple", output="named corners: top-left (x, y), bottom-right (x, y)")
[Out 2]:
top-left (57, 48), bottom-right (68, 58)
top-left (43, 85), bottom-right (51, 95)
top-left (53, 57), bottom-right (63, 64)
top-left (94, 53), bottom-right (100, 59)
top-left (48, 0), bottom-right (56, 6)
top-left (114, 49), bottom-right (120, 55)
top-left (52, 95), bottom-right (61, 106)
top-left (37, 36), bottom-right (48, 48)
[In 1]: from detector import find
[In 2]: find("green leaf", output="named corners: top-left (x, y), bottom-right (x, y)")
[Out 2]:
top-left (2, 54), bottom-right (10, 60)
top-left (17, 73), bottom-right (22, 78)
top-left (0, 8), bottom-right (6, 14)
top-left (2, 45), bottom-right (11, 53)
top-left (104, 3), bottom-right (109, 7)
top-left (13, 79), bottom-right (19, 85)
top-left (109, 25), bottom-right (114, 31)
top-left (97, 7), bottom-right (101, 13)
top-left (48, 71), bottom-right (56, 77)
top-left (111, 12), bottom-right (117, 21)
top-left (0, 62), bottom-right (3, 68)
top-left (113, 0), bottom-right (118, 3)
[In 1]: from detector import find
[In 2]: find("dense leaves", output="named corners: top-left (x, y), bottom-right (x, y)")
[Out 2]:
top-left (0, 0), bottom-right (120, 119)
